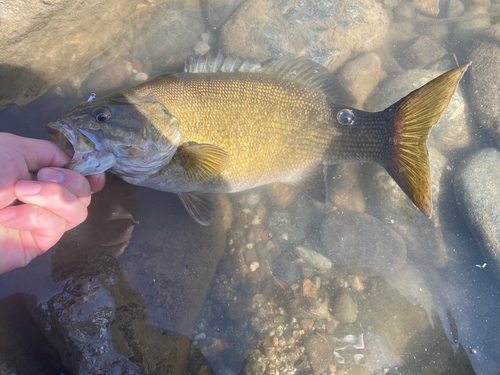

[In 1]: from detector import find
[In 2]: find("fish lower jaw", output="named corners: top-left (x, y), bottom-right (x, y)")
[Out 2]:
top-left (65, 152), bottom-right (117, 176)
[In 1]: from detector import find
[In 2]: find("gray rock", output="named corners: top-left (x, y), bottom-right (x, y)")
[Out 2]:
top-left (220, 0), bottom-right (389, 72)
top-left (332, 293), bottom-right (358, 323)
top-left (394, 2), bottom-right (416, 21)
top-left (33, 278), bottom-right (143, 375)
top-left (322, 211), bottom-right (407, 275)
top-left (305, 335), bottom-right (336, 374)
top-left (268, 207), bottom-right (305, 242)
top-left (447, 0), bottom-right (465, 17)
top-left (454, 148), bottom-right (500, 278)
top-left (365, 69), bottom-right (472, 153)
top-left (131, 0), bottom-right (206, 76)
top-left (337, 52), bottom-right (382, 108)
top-left (397, 36), bottom-right (447, 69)
top-left (293, 245), bottom-right (332, 270)
top-left (200, 0), bottom-right (244, 30)
top-left (0, 0), bottom-right (147, 110)
top-left (272, 258), bottom-right (302, 284)
top-left (239, 349), bottom-right (266, 375)
top-left (290, 296), bottom-right (330, 319)
top-left (413, 0), bottom-right (440, 16)
top-left (454, 6), bottom-right (491, 44)
top-left (468, 25), bottom-right (500, 146)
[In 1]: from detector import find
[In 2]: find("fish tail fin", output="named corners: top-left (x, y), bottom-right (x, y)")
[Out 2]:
top-left (384, 62), bottom-right (470, 217)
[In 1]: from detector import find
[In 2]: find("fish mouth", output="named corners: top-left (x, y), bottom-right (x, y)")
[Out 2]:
top-left (46, 121), bottom-right (95, 156)
top-left (46, 121), bottom-right (117, 175)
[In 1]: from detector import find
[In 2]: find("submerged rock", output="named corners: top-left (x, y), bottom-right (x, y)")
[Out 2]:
top-left (322, 211), bottom-right (407, 275)
top-left (0, 0), bottom-right (151, 110)
top-left (397, 36), bottom-right (447, 69)
top-left (32, 278), bottom-right (143, 375)
top-left (468, 24), bottom-right (500, 147)
top-left (220, 0), bottom-right (389, 71)
top-left (131, 0), bottom-right (206, 75)
top-left (305, 335), bottom-right (336, 374)
top-left (454, 148), bottom-right (500, 279)
top-left (337, 52), bottom-right (382, 108)
top-left (332, 293), bottom-right (358, 323)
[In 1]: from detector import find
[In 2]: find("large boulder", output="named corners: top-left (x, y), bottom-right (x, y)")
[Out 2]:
top-left (220, 0), bottom-right (389, 71)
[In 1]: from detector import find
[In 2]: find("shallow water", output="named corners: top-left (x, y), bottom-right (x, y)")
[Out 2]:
top-left (1, 0), bottom-right (500, 374)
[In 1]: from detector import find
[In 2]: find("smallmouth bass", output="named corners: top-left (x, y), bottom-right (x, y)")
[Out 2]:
top-left (47, 54), bottom-right (470, 225)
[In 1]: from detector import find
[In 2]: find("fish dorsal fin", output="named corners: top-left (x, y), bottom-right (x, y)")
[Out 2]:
top-left (261, 57), bottom-right (356, 106)
top-left (178, 192), bottom-right (215, 225)
top-left (178, 142), bottom-right (230, 184)
top-left (184, 51), bottom-right (263, 73)
top-left (184, 53), bottom-right (355, 105)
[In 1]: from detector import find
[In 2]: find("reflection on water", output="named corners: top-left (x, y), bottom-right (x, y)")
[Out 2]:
top-left (1, 0), bottom-right (500, 374)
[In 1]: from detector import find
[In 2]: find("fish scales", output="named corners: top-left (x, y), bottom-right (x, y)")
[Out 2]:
top-left (128, 73), bottom-right (336, 189)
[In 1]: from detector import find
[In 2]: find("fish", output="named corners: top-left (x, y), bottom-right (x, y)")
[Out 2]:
top-left (46, 53), bottom-right (470, 225)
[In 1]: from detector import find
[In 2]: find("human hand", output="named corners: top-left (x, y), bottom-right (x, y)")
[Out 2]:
top-left (0, 133), bottom-right (106, 274)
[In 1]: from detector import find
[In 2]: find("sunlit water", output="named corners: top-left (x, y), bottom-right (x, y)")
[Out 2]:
top-left (1, 1), bottom-right (500, 374)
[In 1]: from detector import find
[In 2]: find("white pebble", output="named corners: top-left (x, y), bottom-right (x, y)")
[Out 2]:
top-left (134, 72), bottom-right (148, 81)
top-left (194, 41), bottom-right (210, 56)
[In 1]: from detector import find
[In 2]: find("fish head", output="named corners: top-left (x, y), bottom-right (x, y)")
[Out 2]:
top-left (46, 94), bottom-right (182, 178)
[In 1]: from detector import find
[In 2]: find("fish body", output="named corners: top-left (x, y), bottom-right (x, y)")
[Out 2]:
top-left (47, 54), bottom-right (470, 225)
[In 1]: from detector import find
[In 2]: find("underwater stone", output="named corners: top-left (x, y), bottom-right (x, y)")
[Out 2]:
top-left (305, 335), bottom-right (336, 374)
top-left (293, 245), bottom-right (332, 271)
top-left (332, 293), bottom-right (358, 323)
top-left (322, 211), bottom-right (407, 275)
top-left (468, 24), bottom-right (500, 147)
top-left (398, 36), bottom-right (447, 69)
top-left (454, 148), bottom-right (500, 279)
top-left (220, 0), bottom-right (389, 72)
top-left (337, 52), bottom-right (382, 108)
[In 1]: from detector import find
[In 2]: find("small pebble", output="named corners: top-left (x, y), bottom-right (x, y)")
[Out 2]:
top-left (250, 261), bottom-right (260, 272)
top-left (246, 193), bottom-right (261, 206)
top-left (194, 41), bottom-right (210, 56)
top-left (134, 72), bottom-right (149, 81)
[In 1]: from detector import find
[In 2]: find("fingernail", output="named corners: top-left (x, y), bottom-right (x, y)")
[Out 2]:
top-left (0, 208), bottom-right (16, 222)
top-left (16, 180), bottom-right (42, 196)
top-left (38, 168), bottom-right (64, 183)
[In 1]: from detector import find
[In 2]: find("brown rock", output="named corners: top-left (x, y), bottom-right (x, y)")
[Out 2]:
top-left (267, 182), bottom-right (299, 208)
top-left (413, 0), bottom-right (440, 16)
top-left (337, 52), bottom-right (382, 108)
top-left (305, 335), bottom-right (336, 374)
top-left (0, 0), bottom-right (149, 109)
top-left (332, 294), bottom-right (358, 323)
top-left (220, 0), bottom-right (389, 72)
top-left (329, 164), bottom-right (366, 213)
top-left (302, 279), bottom-right (318, 300)
top-left (290, 296), bottom-right (330, 319)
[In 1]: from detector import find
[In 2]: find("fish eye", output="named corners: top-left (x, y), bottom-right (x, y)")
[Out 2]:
top-left (337, 109), bottom-right (355, 126)
top-left (92, 108), bottom-right (111, 123)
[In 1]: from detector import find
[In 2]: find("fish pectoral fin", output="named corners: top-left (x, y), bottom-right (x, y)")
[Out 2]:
top-left (178, 142), bottom-right (230, 184)
top-left (178, 192), bottom-right (215, 226)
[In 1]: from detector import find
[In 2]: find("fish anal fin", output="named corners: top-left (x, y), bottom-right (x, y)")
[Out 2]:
top-left (178, 192), bottom-right (215, 226)
top-left (386, 62), bottom-right (471, 217)
top-left (178, 142), bottom-right (230, 184)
